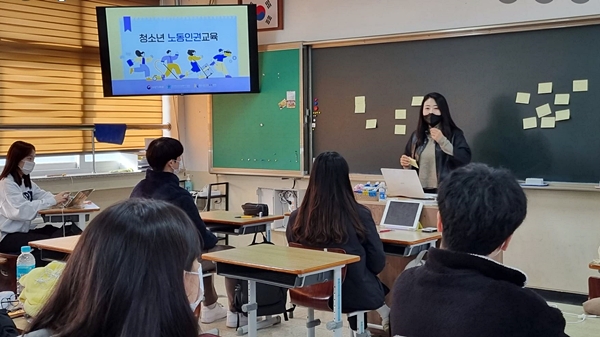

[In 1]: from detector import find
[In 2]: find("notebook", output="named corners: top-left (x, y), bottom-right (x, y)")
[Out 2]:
top-left (53, 189), bottom-right (94, 209)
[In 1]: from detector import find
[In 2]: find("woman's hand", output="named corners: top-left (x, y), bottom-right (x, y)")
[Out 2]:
top-left (400, 155), bottom-right (412, 168)
top-left (430, 128), bottom-right (446, 143)
top-left (54, 191), bottom-right (70, 205)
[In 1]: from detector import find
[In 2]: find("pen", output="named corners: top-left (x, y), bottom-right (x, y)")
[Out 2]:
top-left (379, 229), bottom-right (392, 233)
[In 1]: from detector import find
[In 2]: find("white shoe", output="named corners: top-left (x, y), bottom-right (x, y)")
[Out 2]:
top-left (200, 302), bottom-right (227, 324)
top-left (226, 310), bottom-right (249, 328)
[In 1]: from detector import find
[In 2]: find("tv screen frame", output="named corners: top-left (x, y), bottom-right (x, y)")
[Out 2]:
top-left (96, 4), bottom-right (259, 97)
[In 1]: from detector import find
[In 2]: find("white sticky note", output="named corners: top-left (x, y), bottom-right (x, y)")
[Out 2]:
top-left (554, 93), bottom-right (570, 106)
top-left (409, 158), bottom-right (419, 169)
top-left (365, 119), bottom-right (377, 129)
top-left (536, 103), bottom-right (552, 118)
top-left (395, 109), bottom-right (407, 120)
top-left (540, 117), bottom-right (556, 129)
top-left (394, 125), bottom-right (406, 135)
top-left (538, 82), bottom-right (553, 94)
top-left (354, 96), bottom-right (365, 113)
top-left (523, 117), bottom-right (537, 130)
top-left (573, 79), bottom-right (588, 92)
top-left (555, 109), bottom-right (570, 122)
top-left (515, 92), bottom-right (531, 104)
top-left (411, 96), bottom-right (424, 106)
top-left (286, 91), bottom-right (296, 101)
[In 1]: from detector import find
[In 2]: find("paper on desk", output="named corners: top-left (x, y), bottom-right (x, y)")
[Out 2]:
top-left (354, 96), bottom-right (366, 113)
top-left (573, 79), bottom-right (588, 92)
top-left (554, 93), bottom-right (570, 106)
top-left (395, 109), bottom-right (407, 120)
top-left (538, 82), bottom-right (553, 94)
top-left (515, 92), bottom-right (531, 104)
top-left (411, 96), bottom-right (424, 106)
top-left (536, 103), bottom-right (552, 118)
top-left (555, 109), bottom-right (570, 122)
top-left (409, 158), bottom-right (419, 169)
top-left (540, 117), bottom-right (556, 128)
top-left (365, 119), bottom-right (377, 129)
top-left (523, 117), bottom-right (537, 130)
top-left (394, 125), bottom-right (406, 135)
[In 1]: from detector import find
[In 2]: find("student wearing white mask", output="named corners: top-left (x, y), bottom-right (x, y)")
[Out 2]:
top-left (0, 141), bottom-right (70, 264)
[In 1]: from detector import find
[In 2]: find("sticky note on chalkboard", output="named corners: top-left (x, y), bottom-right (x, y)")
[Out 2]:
top-left (573, 79), bottom-right (588, 92)
top-left (515, 92), bottom-right (530, 104)
top-left (394, 125), bottom-right (406, 135)
top-left (523, 117), bottom-right (537, 130)
top-left (540, 117), bottom-right (556, 129)
top-left (395, 109), bottom-right (407, 120)
top-left (554, 93), bottom-right (570, 106)
top-left (538, 82), bottom-right (553, 94)
top-left (411, 96), bottom-right (424, 106)
top-left (536, 103), bottom-right (552, 118)
top-left (555, 109), bottom-right (570, 121)
top-left (355, 96), bottom-right (366, 113)
top-left (366, 119), bottom-right (377, 129)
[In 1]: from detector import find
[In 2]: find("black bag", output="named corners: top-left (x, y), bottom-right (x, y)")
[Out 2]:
top-left (241, 203), bottom-right (269, 216)
top-left (232, 232), bottom-right (293, 325)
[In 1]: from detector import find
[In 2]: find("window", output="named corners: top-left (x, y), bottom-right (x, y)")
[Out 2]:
top-left (0, 0), bottom-right (162, 155)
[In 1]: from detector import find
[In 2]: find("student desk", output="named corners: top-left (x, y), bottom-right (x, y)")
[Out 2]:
top-left (378, 226), bottom-right (441, 257)
top-left (589, 262), bottom-right (600, 299)
top-left (29, 235), bottom-right (79, 260)
top-left (39, 202), bottom-right (100, 231)
top-left (202, 211), bottom-right (284, 243)
top-left (202, 244), bottom-right (360, 337)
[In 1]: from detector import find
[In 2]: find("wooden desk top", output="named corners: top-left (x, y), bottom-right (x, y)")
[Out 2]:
top-left (29, 235), bottom-right (80, 254)
top-left (590, 262), bottom-right (600, 270)
top-left (377, 226), bottom-right (441, 245)
top-left (39, 202), bottom-right (100, 215)
top-left (202, 244), bottom-right (360, 275)
top-left (201, 211), bottom-right (284, 225)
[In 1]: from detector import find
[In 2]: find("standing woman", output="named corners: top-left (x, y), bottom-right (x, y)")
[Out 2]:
top-left (400, 92), bottom-right (471, 192)
top-left (0, 141), bottom-right (70, 262)
top-left (287, 151), bottom-right (389, 332)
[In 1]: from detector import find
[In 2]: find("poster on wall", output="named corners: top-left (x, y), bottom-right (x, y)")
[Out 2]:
top-left (238, 0), bottom-right (283, 31)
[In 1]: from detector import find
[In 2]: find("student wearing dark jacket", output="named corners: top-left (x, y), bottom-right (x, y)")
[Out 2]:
top-left (130, 137), bottom-right (241, 327)
top-left (400, 92), bottom-right (471, 192)
top-left (390, 163), bottom-right (568, 337)
top-left (287, 151), bottom-right (389, 332)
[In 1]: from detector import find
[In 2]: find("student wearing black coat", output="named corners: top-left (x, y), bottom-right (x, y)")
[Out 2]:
top-left (390, 163), bottom-right (568, 337)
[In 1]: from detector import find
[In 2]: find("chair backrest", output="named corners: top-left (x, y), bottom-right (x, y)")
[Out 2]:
top-left (288, 242), bottom-right (348, 311)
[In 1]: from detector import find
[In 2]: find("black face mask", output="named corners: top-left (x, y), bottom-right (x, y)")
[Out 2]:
top-left (424, 114), bottom-right (442, 127)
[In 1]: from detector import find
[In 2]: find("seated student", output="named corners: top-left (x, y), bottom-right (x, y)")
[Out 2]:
top-left (287, 151), bottom-right (390, 331)
top-left (390, 163), bottom-right (567, 337)
top-left (22, 199), bottom-right (204, 337)
top-left (130, 137), bottom-right (241, 327)
top-left (0, 141), bottom-right (71, 265)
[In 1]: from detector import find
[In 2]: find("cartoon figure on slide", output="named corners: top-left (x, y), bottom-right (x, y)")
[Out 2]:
top-left (210, 49), bottom-right (232, 78)
top-left (159, 50), bottom-right (185, 80)
top-left (187, 50), bottom-right (212, 79)
top-left (128, 50), bottom-right (152, 80)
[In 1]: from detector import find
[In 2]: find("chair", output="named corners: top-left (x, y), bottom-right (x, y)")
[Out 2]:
top-left (589, 276), bottom-right (600, 299)
top-left (288, 243), bottom-right (369, 337)
top-left (0, 253), bottom-right (18, 293)
top-left (194, 265), bottom-right (220, 337)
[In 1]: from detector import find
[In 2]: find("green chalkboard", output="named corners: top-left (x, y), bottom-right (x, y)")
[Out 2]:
top-left (211, 48), bottom-right (304, 175)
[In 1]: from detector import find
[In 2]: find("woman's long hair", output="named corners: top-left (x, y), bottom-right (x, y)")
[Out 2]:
top-left (413, 92), bottom-right (461, 156)
top-left (291, 152), bottom-right (366, 244)
top-left (27, 199), bottom-right (202, 337)
top-left (0, 141), bottom-right (35, 188)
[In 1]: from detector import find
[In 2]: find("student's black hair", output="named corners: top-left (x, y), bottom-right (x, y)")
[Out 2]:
top-left (146, 137), bottom-right (184, 172)
top-left (135, 50), bottom-right (143, 57)
top-left (412, 92), bottom-right (461, 157)
top-left (0, 141), bottom-right (35, 188)
top-left (187, 50), bottom-right (195, 56)
top-left (27, 198), bottom-right (202, 337)
top-left (436, 163), bottom-right (527, 255)
top-left (166, 50), bottom-right (171, 54)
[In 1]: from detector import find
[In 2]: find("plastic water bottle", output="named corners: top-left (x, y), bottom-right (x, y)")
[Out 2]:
top-left (16, 246), bottom-right (35, 295)
top-left (184, 175), bottom-right (193, 192)
top-left (379, 186), bottom-right (386, 202)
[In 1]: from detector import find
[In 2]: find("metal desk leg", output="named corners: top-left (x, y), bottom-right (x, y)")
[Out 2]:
top-left (265, 222), bottom-right (271, 242)
top-left (245, 280), bottom-right (258, 337)
top-left (327, 266), bottom-right (343, 337)
top-left (76, 213), bottom-right (86, 231)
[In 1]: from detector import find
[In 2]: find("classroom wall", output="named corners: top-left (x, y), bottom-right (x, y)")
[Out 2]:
top-left (177, 0), bottom-right (600, 294)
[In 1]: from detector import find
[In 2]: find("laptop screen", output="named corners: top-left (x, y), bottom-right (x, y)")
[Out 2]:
top-left (381, 200), bottom-right (422, 230)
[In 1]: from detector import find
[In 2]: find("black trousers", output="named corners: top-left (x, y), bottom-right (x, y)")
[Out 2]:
top-left (0, 225), bottom-right (80, 266)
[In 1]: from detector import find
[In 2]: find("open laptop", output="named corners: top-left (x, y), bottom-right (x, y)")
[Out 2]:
top-left (380, 199), bottom-right (423, 231)
top-left (381, 168), bottom-right (435, 200)
top-left (53, 189), bottom-right (94, 209)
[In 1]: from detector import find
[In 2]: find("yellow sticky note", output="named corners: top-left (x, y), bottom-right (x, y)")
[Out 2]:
top-left (411, 96), bottom-right (424, 106)
top-left (354, 96), bottom-right (365, 113)
top-left (409, 158), bottom-right (419, 169)
top-left (515, 92), bottom-right (530, 104)
top-left (365, 119), bottom-right (377, 129)
top-left (536, 103), bottom-right (552, 118)
top-left (573, 79), bottom-right (588, 92)
top-left (523, 117), bottom-right (537, 130)
top-left (395, 109), bottom-right (407, 120)
top-left (554, 93), bottom-right (570, 106)
top-left (540, 117), bottom-right (556, 129)
top-left (538, 82), bottom-right (553, 94)
top-left (394, 125), bottom-right (406, 135)
top-left (555, 109), bottom-right (570, 122)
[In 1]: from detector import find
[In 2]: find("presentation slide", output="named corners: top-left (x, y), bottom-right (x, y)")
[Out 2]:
top-left (104, 6), bottom-right (252, 95)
